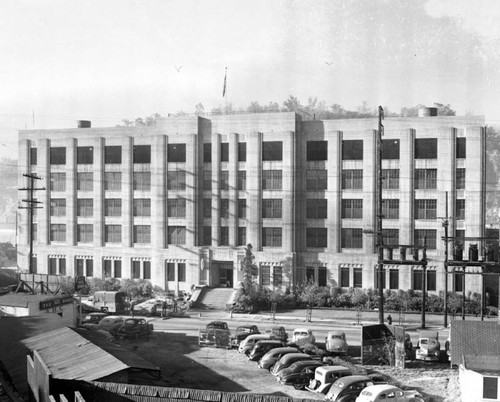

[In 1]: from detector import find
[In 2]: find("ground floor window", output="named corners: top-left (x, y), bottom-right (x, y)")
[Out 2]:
top-left (49, 257), bottom-right (66, 275)
top-left (389, 269), bottom-right (399, 290)
top-left (318, 267), bottom-right (327, 286)
top-left (340, 267), bottom-right (350, 287)
top-left (103, 259), bottom-right (121, 278)
top-left (261, 265), bottom-right (271, 286)
top-left (483, 377), bottom-right (498, 399)
top-left (76, 258), bottom-right (93, 277)
top-left (167, 262), bottom-right (175, 281)
top-left (353, 268), bottom-right (363, 288)
top-left (427, 270), bottom-right (436, 291)
top-left (178, 263), bottom-right (186, 282)
top-left (273, 266), bottom-right (282, 286)
top-left (306, 267), bottom-right (315, 283)
top-left (454, 271), bottom-right (464, 292)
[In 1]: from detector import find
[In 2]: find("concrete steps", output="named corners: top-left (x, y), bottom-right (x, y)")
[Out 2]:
top-left (194, 287), bottom-right (235, 310)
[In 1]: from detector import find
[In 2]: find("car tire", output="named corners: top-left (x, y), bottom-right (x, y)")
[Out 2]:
top-left (293, 382), bottom-right (305, 390)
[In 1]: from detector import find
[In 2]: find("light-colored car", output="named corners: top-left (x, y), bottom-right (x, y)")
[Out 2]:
top-left (325, 331), bottom-right (349, 355)
top-left (258, 346), bottom-right (300, 370)
top-left (238, 334), bottom-right (272, 355)
top-left (292, 328), bottom-right (315, 344)
top-left (133, 297), bottom-right (174, 316)
top-left (325, 375), bottom-right (375, 401)
top-left (97, 315), bottom-right (125, 335)
top-left (306, 365), bottom-right (352, 394)
top-left (356, 384), bottom-right (424, 402)
top-left (415, 330), bottom-right (440, 362)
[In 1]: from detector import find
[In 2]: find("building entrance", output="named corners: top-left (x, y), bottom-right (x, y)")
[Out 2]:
top-left (212, 261), bottom-right (234, 288)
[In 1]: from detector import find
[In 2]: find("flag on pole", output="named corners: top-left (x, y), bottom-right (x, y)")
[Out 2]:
top-left (222, 67), bottom-right (227, 97)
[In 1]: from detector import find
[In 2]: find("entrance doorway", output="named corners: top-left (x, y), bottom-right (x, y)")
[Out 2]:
top-left (213, 261), bottom-right (234, 288)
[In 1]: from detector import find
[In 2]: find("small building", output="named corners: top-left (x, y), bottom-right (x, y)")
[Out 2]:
top-left (459, 356), bottom-right (500, 401)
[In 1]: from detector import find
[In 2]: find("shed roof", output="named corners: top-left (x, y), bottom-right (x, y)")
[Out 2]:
top-left (0, 292), bottom-right (60, 307)
top-left (450, 321), bottom-right (500, 366)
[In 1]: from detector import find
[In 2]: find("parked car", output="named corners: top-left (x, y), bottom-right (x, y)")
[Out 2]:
top-left (415, 330), bottom-right (440, 362)
top-left (230, 325), bottom-right (260, 349)
top-left (258, 346), bottom-right (300, 370)
top-left (325, 331), bottom-right (349, 355)
top-left (445, 336), bottom-right (451, 362)
top-left (198, 321), bottom-right (231, 348)
top-left (292, 328), bottom-right (315, 344)
top-left (248, 340), bottom-right (284, 361)
top-left (264, 326), bottom-right (288, 343)
top-left (356, 384), bottom-right (424, 402)
top-left (238, 334), bottom-right (272, 355)
top-left (271, 352), bottom-right (314, 376)
top-left (82, 312), bottom-right (107, 325)
top-left (277, 360), bottom-right (324, 390)
top-left (97, 315), bottom-right (125, 335)
top-left (306, 365), bottom-right (352, 394)
top-left (132, 298), bottom-right (175, 316)
top-left (324, 375), bottom-right (375, 402)
top-left (115, 317), bottom-right (154, 340)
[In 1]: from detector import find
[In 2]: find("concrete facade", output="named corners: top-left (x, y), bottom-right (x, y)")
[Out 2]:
top-left (17, 112), bottom-right (486, 295)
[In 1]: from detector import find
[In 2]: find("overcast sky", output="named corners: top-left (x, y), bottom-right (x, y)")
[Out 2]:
top-left (1, 0), bottom-right (500, 159)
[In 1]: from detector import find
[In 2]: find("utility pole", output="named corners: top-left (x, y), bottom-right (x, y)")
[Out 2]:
top-left (19, 173), bottom-right (45, 274)
top-left (442, 191), bottom-right (450, 328)
top-left (377, 106), bottom-right (385, 324)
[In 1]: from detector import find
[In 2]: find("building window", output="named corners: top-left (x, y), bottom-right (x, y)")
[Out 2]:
top-left (353, 268), bottom-right (363, 288)
top-left (30, 148), bottom-right (37, 165)
top-left (77, 146), bottom-right (93, 164)
top-left (114, 260), bottom-right (122, 278)
top-left (221, 143), bottom-right (229, 162)
top-left (342, 169), bottom-right (363, 189)
top-left (167, 198), bottom-right (186, 218)
top-left (415, 138), bottom-right (437, 159)
top-left (307, 141), bottom-right (328, 161)
top-left (167, 262), bottom-right (175, 281)
top-left (318, 267), bottom-right (327, 286)
top-left (306, 268), bottom-right (315, 283)
top-left (50, 224), bottom-right (66, 242)
top-left (203, 171), bottom-right (212, 190)
top-left (104, 260), bottom-right (112, 278)
top-left (203, 143), bottom-right (212, 163)
top-left (132, 261), bottom-right (141, 279)
top-left (262, 199), bottom-right (282, 218)
top-left (483, 377), bottom-right (498, 399)
top-left (50, 173), bottom-right (66, 191)
top-left (237, 227), bottom-right (246, 246)
top-left (178, 263), bottom-right (186, 282)
top-left (59, 258), bottom-right (67, 276)
top-left (105, 225), bottom-right (122, 243)
top-left (415, 169), bottom-right (437, 189)
top-left (105, 199), bottom-right (122, 216)
top-left (414, 229), bottom-right (437, 250)
top-left (133, 199), bottom-right (151, 216)
top-left (77, 172), bottom-right (93, 191)
top-left (133, 145), bottom-right (151, 163)
top-left (456, 137), bottom-right (466, 159)
top-left (48, 258), bottom-right (57, 275)
top-left (262, 170), bottom-right (282, 190)
top-left (342, 140), bottom-right (363, 160)
top-left (306, 169), bottom-right (327, 190)
top-left (144, 261), bottom-right (151, 280)
top-left (262, 141), bottom-right (283, 161)
top-left (238, 143), bottom-right (246, 162)
top-left (105, 146), bottom-right (122, 164)
top-left (168, 171), bottom-right (186, 190)
top-left (220, 227), bottom-right (229, 245)
top-left (273, 266), bottom-right (282, 286)
top-left (306, 199), bottom-right (327, 219)
top-left (413, 270), bottom-right (423, 291)
top-left (220, 199), bottom-right (229, 218)
top-left (168, 143), bottom-right (186, 162)
top-left (77, 224), bottom-right (93, 243)
top-left (341, 228), bottom-right (363, 248)
top-left (456, 199), bottom-right (465, 220)
top-left (415, 199), bottom-right (437, 220)
top-left (382, 229), bottom-right (399, 246)
top-left (133, 171), bottom-right (151, 191)
top-left (262, 227), bottom-right (282, 247)
top-left (203, 199), bottom-right (212, 218)
top-left (382, 139), bottom-right (400, 159)
top-left (456, 168), bottom-right (466, 189)
top-left (382, 199), bottom-right (399, 219)
top-left (168, 226), bottom-right (186, 244)
top-left (203, 226), bottom-right (212, 246)
top-left (104, 172), bottom-right (122, 191)
top-left (238, 199), bottom-right (246, 219)
top-left (342, 199), bottom-right (363, 219)
top-left (389, 269), bottom-right (399, 290)
top-left (454, 271), bottom-right (464, 292)
top-left (427, 270), bottom-right (436, 291)
top-left (76, 258), bottom-right (92, 277)
top-left (306, 228), bottom-right (327, 248)
top-left (238, 171), bottom-right (246, 190)
top-left (50, 147), bottom-right (66, 165)
top-left (382, 169), bottom-right (399, 189)
top-left (50, 199), bottom-right (66, 216)
top-left (340, 267), bottom-right (350, 287)
top-left (261, 266), bottom-right (271, 286)
top-left (220, 171), bottom-right (229, 190)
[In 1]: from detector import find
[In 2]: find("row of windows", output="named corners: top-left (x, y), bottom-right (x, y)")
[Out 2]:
top-left (33, 138), bottom-right (466, 166)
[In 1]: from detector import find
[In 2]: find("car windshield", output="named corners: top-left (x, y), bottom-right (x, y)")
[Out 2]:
top-left (237, 327), bottom-right (251, 334)
top-left (331, 335), bottom-right (343, 339)
top-left (420, 339), bottom-right (428, 345)
top-left (209, 323), bottom-right (227, 329)
top-left (124, 319), bottom-right (137, 325)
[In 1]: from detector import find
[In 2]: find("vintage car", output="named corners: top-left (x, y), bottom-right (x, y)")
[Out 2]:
top-left (292, 328), bottom-right (315, 344)
top-left (277, 360), bottom-right (324, 390)
top-left (356, 384), bottom-right (424, 402)
top-left (325, 331), bottom-right (349, 355)
top-left (264, 326), bottom-right (288, 343)
top-left (97, 315), bottom-right (125, 335)
top-left (248, 340), bottom-right (284, 361)
top-left (82, 312), bottom-right (107, 325)
top-left (132, 297), bottom-right (175, 316)
top-left (115, 317), bottom-right (154, 340)
top-left (258, 346), bottom-right (300, 370)
top-left (271, 352), bottom-right (314, 376)
top-left (324, 375), bottom-right (375, 402)
top-left (198, 321), bottom-right (231, 348)
top-left (445, 336), bottom-right (451, 362)
top-left (238, 334), bottom-right (272, 355)
top-left (306, 365), bottom-right (352, 394)
top-left (229, 325), bottom-right (260, 348)
top-left (415, 330), bottom-right (440, 362)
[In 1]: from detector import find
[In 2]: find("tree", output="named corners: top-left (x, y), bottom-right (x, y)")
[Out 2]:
top-left (247, 101), bottom-right (262, 113)
top-left (433, 103), bottom-right (456, 116)
top-left (240, 244), bottom-right (258, 286)
top-left (283, 95), bottom-right (302, 112)
top-left (195, 103), bottom-right (205, 115)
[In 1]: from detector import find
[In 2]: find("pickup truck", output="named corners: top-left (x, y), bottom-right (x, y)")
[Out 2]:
top-left (115, 317), bottom-right (154, 340)
top-left (198, 321), bottom-right (231, 348)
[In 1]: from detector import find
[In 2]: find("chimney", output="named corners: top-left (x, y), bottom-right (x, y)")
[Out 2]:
top-left (418, 107), bottom-right (438, 117)
top-left (77, 120), bottom-right (91, 128)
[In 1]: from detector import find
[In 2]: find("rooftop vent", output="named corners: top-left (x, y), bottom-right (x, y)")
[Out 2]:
top-left (77, 120), bottom-right (91, 128)
top-left (418, 107), bottom-right (438, 117)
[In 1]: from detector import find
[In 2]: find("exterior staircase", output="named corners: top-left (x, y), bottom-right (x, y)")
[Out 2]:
top-left (193, 287), bottom-right (235, 310)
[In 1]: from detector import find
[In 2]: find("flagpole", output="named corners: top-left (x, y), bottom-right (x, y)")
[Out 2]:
top-left (223, 67), bottom-right (228, 115)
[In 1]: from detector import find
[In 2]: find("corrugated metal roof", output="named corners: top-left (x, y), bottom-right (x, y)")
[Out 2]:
top-left (450, 321), bottom-right (500, 366)
top-left (0, 293), bottom-right (59, 307)
top-left (22, 327), bottom-right (129, 381)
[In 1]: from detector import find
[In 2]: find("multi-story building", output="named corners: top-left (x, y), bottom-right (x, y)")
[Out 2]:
top-left (17, 110), bottom-right (486, 296)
